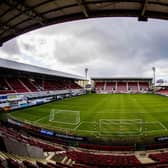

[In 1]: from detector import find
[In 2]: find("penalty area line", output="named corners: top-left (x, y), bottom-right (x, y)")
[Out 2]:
top-left (73, 121), bottom-right (97, 131)
top-left (33, 115), bottom-right (48, 123)
top-left (143, 121), bottom-right (168, 133)
top-left (73, 122), bottom-right (83, 131)
top-left (158, 121), bottom-right (167, 131)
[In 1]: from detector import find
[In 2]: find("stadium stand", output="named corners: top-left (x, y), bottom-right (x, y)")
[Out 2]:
top-left (105, 82), bottom-right (116, 93)
top-left (156, 88), bottom-right (168, 96)
top-left (92, 78), bottom-right (152, 94)
top-left (69, 82), bottom-right (82, 89)
top-left (0, 58), bottom-right (84, 96)
top-left (31, 79), bottom-right (44, 91)
top-left (0, 124), bottom-right (64, 153)
top-left (139, 82), bottom-right (149, 91)
top-left (128, 82), bottom-right (139, 93)
top-left (0, 59), bottom-right (86, 165)
top-left (149, 152), bottom-right (168, 163)
top-left (79, 143), bottom-right (134, 151)
top-left (44, 80), bottom-right (59, 91)
top-left (0, 79), bottom-right (15, 94)
top-left (95, 82), bottom-right (104, 93)
top-left (117, 82), bottom-right (127, 93)
top-left (0, 77), bottom-right (82, 94)
top-left (0, 79), bottom-right (10, 91)
top-left (20, 79), bottom-right (38, 92)
top-left (0, 151), bottom-right (75, 168)
top-left (67, 150), bottom-right (141, 167)
top-left (6, 78), bottom-right (28, 93)
top-left (2, 122), bottom-right (168, 168)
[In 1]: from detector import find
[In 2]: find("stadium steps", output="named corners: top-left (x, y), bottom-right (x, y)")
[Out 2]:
top-left (47, 159), bottom-right (56, 165)
top-left (135, 153), bottom-right (155, 164)
top-left (46, 152), bottom-right (55, 160)
top-left (0, 152), bottom-right (8, 160)
top-left (0, 152), bottom-right (9, 168)
top-left (61, 156), bottom-right (68, 164)
top-left (4, 79), bottom-right (15, 92)
top-left (0, 151), bottom-right (61, 168)
top-left (0, 151), bottom-right (46, 164)
top-left (66, 158), bottom-right (73, 166)
top-left (18, 79), bottom-right (31, 92)
top-left (29, 80), bottom-right (39, 91)
top-left (71, 160), bottom-right (75, 165)
top-left (61, 156), bottom-right (73, 166)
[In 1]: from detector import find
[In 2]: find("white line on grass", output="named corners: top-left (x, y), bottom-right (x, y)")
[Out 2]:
top-left (99, 119), bottom-right (143, 136)
top-left (139, 120), bottom-right (143, 133)
top-left (50, 120), bottom-right (79, 125)
top-left (99, 132), bottom-right (143, 137)
top-left (99, 119), bottom-right (142, 122)
top-left (73, 121), bottom-right (97, 131)
top-left (97, 111), bottom-right (137, 114)
top-left (73, 122), bottom-right (83, 130)
top-left (54, 109), bottom-right (80, 113)
top-left (158, 121), bottom-right (167, 131)
top-left (79, 130), bottom-right (97, 133)
top-left (34, 116), bottom-right (48, 123)
top-left (142, 121), bottom-right (167, 133)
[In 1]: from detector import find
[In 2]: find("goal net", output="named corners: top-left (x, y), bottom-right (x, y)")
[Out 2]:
top-left (99, 119), bottom-right (142, 136)
top-left (49, 109), bottom-right (80, 125)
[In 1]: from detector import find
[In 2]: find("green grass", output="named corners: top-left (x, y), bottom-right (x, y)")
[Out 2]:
top-left (9, 94), bottom-right (168, 142)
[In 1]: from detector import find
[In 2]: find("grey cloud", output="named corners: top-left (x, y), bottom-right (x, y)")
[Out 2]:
top-left (1, 18), bottom-right (168, 79)
top-left (43, 18), bottom-right (168, 77)
top-left (53, 33), bottom-right (103, 65)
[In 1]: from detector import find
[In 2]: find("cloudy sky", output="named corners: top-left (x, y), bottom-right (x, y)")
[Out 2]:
top-left (0, 17), bottom-right (168, 80)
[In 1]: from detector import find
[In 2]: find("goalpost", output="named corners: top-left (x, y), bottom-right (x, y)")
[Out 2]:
top-left (49, 109), bottom-right (55, 122)
top-left (99, 119), bottom-right (143, 136)
top-left (49, 109), bottom-right (80, 125)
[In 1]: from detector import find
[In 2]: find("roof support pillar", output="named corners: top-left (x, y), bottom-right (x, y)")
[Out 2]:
top-left (76, 0), bottom-right (89, 18)
top-left (138, 0), bottom-right (148, 21)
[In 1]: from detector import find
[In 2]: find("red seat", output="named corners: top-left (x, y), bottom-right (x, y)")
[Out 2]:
top-left (128, 82), bottom-right (138, 92)
top-left (149, 152), bottom-right (168, 163)
top-left (7, 78), bottom-right (28, 93)
top-left (20, 79), bottom-right (38, 92)
top-left (117, 82), bottom-right (127, 93)
top-left (67, 151), bottom-right (141, 167)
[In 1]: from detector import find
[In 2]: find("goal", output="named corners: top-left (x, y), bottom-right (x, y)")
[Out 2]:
top-left (49, 109), bottom-right (80, 125)
top-left (99, 119), bottom-right (143, 136)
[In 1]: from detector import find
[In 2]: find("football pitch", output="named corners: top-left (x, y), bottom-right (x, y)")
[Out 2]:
top-left (9, 94), bottom-right (168, 141)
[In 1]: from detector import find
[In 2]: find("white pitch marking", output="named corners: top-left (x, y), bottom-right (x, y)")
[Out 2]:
top-left (73, 122), bottom-right (83, 130)
top-left (73, 121), bottom-right (97, 131)
top-left (157, 121), bottom-right (167, 131)
top-left (99, 119), bottom-right (143, 136)
top-left (34, 115), bottom-right (48, 123)
top-left (142, 121), bottom-right (167, 133)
